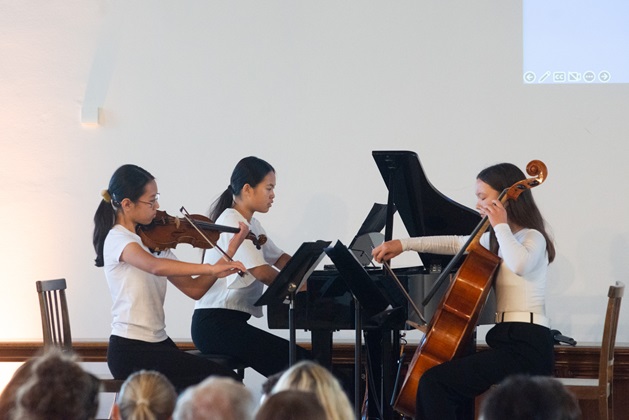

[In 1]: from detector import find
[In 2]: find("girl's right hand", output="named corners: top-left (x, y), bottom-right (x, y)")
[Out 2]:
top-left (372, 239), bottom-right (403, 263)
top-left (209, 258), bottom-right (247, 278)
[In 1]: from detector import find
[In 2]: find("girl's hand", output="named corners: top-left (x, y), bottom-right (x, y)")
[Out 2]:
top-left (482, 199), bottom-right (508, 227)
top-left (229, 221), bottom-right (251, 249)
top-left (225, 221), bottom-right (251, 259)
top-left (209, 258), bottom-right (247, 278)
top-left (372, 239), bottom-right (403, 263)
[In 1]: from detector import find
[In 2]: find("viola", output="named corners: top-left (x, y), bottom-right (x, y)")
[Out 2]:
top-left (137, 209), bottom-right (267, 252)
top-left (392, 160), bottom-right (548, 418)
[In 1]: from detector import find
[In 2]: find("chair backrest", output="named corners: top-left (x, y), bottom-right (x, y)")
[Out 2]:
top-left (36, 279), bottom-right (72, 351)
top-left (599, 281), bottom-right (624, 387)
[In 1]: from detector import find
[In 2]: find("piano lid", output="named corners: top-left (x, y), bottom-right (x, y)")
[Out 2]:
top-left (372, 150), bottom-right (481, 269)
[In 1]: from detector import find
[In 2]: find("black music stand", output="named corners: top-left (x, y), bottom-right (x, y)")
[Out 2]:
top-left (324, 240), bottom-right (405, 418)
top-left (255, 240), bottom-right (331, 366)
top-left (348, 203), bottom-right (391, 266)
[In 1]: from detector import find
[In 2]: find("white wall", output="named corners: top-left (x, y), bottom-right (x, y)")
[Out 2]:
top-left (1, 0), bottom-right (628, 354)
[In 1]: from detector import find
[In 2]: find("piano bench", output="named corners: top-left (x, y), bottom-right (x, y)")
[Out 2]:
top-left (186, 350), bottom-right (247, 380)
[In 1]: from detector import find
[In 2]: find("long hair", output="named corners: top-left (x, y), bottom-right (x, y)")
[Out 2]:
top-left (92, 164), bottom-right (155, 267)
top-left (477, 162), bottom-right (555, 263)
top-left (117, 370), bottom-right (177, 420)
top-left (271, 361), bottom-right (354, 420)
top-left (209, 156), bottom-right (275, 221)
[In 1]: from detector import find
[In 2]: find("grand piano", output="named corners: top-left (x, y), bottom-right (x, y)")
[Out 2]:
top-left (268, 150), bottom-right (495, 418)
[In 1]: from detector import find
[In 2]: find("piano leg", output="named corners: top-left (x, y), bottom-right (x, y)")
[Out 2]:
top-left (311, 329), bottom-right (333, 368)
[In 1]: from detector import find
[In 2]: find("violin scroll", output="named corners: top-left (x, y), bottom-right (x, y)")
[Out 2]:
top-left (503, 160), bottom-right (548, 201)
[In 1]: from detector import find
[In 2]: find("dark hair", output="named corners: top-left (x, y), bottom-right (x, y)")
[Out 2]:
top-left (209, 156), bottom-right (275, 221)
top-left (480, 375), bottom-right (581, 420)
top-left (255, 390), bottom-right (326, 420)
top-left (13, 348), bottom-right (101, 420)
top-left (477, 162), bottom-right (556, 263)
top-left (93, 164), bottom-right (155, 267)
top-left (261, 371), bottom-right (284, 397)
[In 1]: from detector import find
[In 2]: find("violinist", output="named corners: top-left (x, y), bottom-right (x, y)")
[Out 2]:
top-left (372, 162), bottom-right (556, 420)
top-left (191, 156), bottom-right (310, 378)
top-left (93, 164), bottom-right (248, 391)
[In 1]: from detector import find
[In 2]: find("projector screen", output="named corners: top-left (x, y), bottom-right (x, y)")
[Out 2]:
top-left (523, 0), bottom-right (629, 84)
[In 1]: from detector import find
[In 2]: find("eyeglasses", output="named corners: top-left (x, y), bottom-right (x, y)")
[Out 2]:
top-left (137, 193), bottom-right (160, 209)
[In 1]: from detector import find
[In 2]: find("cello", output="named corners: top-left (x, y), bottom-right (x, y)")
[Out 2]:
top-left (392, 160), bottom-right (548, 418)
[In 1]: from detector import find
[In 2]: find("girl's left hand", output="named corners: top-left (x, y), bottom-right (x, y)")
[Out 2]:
top-left (229, 221), bottom-right (251, 249)
top-left (482, 199), bottom-right (508, 227)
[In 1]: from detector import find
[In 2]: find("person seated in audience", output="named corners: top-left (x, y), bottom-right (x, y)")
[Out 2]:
top-left (479, 374), bottom-right (581, 420)
top-left (0, 356), bottom-right (39, 419)
top-left (271, 360), bottom-right (354, 420)
top-left (172, 376), bottom-right (254, 420)
top-left (112, 370), bottom-right (177, 420)
top-left (255, 390), bottom-right (326, 420)
top-left (10, 348), bottom-right (100, 420)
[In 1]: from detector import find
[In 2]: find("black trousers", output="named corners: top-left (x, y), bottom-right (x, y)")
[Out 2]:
top-left (191, 308), bottom-right (311, 377)
top-left (107, 335), bottom-right (239, 393)
top-left (416, 322), bottom-right (555, 420)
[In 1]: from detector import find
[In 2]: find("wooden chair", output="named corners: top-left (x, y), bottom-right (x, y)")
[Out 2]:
top-left (556, 281), bottom-right (624, 420)
top-left (35, 279), bottom-right (124, 395)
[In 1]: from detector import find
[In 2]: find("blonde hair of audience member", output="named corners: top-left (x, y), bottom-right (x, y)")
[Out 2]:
top-left (255, 390), bottom-right (325, 420)
top-left (479, 375), bottom-right (581, 420)
top-left (172, 376), bottom-right (254, 420)
top-left (12, 348), bottom-right (100, 420)
top-left (271, 361), bottom-right (354, 420)
top-left (112, 370), bottom-right (177, 420)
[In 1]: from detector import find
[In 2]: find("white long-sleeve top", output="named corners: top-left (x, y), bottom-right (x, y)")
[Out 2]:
top-left (399, 223), bottom-right (548, 316)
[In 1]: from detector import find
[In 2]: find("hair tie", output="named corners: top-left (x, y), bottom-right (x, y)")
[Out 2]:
top-left (136, 398), bottom-right (149, 406)
top-left (101, 189), bottom-right (112, 203)
top-left (227, 184), bottom-right (234, 194)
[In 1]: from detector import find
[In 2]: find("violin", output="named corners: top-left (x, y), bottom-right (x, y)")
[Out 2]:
top-left (137, 209), bottom-right (267, 252)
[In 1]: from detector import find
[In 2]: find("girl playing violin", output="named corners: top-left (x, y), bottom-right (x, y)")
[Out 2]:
top-left (93, 164), bottom-right (248, 391)
top-left (372, 162), bottom-right (556, 420)
top-left (191, 156), bottom-right (310, 377)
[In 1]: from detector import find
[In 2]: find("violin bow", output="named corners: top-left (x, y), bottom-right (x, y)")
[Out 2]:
top-left (179, 206), bottom-right (244, 276)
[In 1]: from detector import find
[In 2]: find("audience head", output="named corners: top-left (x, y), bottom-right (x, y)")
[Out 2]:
top-left (479, 374), bottom-right (581, 420)
top-left (113, 370), bottom-right (177, 420)
top-left (173, 376), bottom-right (254, 420)
top-left (271, 361), bottom-right (354, 420)
top-left (0, 357), bottom-right (38, 419)
top-left (11, 348), bottom-right (100, 420)
top-left (255, 390), bottom-right (326, 420)
top-left (259, 370), bottom-right (283, 405)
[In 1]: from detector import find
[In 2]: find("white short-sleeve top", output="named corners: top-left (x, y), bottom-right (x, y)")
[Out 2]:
top-left (195, 208), bottom-right (284, 317)
top-left (103, 224), bottom-right (177, 342)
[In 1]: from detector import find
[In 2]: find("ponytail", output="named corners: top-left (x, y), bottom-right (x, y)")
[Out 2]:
top-left (209, 188), bottom-right (235, 222)
top-left (117, 370), bottom-right (176, 420)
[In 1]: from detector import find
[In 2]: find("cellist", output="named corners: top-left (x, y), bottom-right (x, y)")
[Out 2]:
top-left (372, 162), bottom-right (556, 420)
